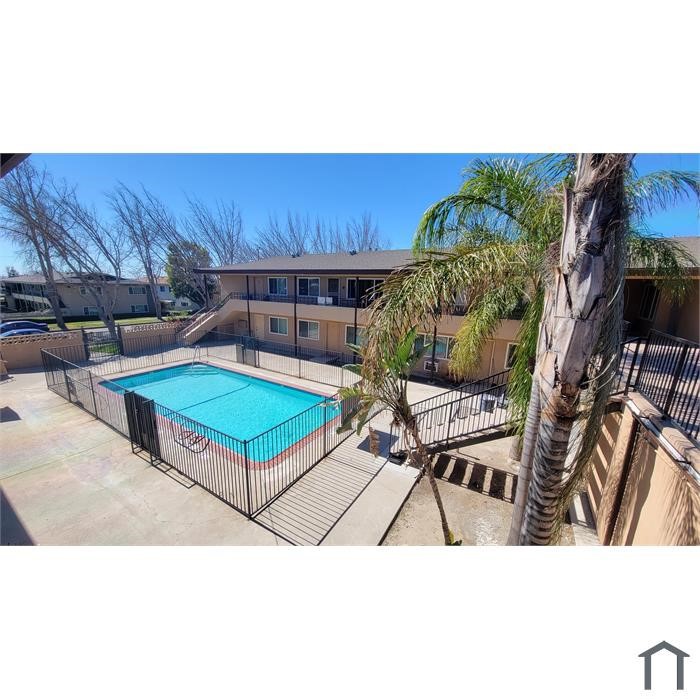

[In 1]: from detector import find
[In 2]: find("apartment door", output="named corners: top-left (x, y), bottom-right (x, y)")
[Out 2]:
top-left (253, 314), bottom-right (265, 339)
top-left (327, 277), bottom-right (339, 303)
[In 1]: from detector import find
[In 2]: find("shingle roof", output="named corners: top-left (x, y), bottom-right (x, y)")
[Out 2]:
top-left (196, 237), bottom-right (699, 275)
top-left (0, 272), bottom-right (147, 284)
top-left (195, 249), bottom-right (416, 274)
top-left (195, 249), bottom-right (415, 275)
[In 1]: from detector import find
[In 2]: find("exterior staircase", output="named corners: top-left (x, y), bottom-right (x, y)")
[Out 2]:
top-left (176, 292), bottom-right (236, 345)
top-left (392, 369), bottom-right (512, 453)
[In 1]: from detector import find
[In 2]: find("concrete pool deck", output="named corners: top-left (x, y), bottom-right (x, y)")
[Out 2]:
top-left (0, 365), bottom-right (445, 545)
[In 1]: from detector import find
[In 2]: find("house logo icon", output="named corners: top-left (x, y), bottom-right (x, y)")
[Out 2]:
top-left (639, 641), bottom-right (690, 690)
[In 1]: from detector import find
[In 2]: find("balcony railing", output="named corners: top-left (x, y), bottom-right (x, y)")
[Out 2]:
top-left (226, 291), bottom-right (527, 319)
top-left (227, 291), bottom-right (373, 308)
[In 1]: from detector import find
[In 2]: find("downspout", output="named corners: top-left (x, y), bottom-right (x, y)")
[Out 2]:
top-left (429, 325), bottom-right (438, 382)
top-left (353, 276), bottom-right (359, 363)
top-left (293, 275), bottom-right (298, 356)
top-left (245, 274), bottom-right (252, 337)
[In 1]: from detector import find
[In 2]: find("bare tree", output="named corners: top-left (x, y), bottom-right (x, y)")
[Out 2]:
top-left (344, 212), bottom-right (386, 251)
top-left (254, 210), bottom-right (386, 257)
top-left (0, 162), bottom-right (69, 328)
top-left (108, 184), bottom-right (165, 319)
top-left (183, 196), bottom-right (251, 265)
top-left (137, 190), bottom-right (215, 305)
top-left (49, 189), bottom-right (130, 338)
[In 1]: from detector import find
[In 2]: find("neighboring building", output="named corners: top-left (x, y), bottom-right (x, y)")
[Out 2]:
top-left (189, 237), bottom-right (699, 380)
top-left (0, 273), bottom-right (157, 317)
top-left (137, 277), bottom-right (200, 315)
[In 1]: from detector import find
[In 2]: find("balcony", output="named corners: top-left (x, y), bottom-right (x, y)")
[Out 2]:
top-left (228, 291), bottom-right (373, 309)
top-left (225, 291), bottom-right (527, 320)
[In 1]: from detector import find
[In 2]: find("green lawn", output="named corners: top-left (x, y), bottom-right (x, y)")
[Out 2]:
top-left (47, 316), bottom-right (167, 331)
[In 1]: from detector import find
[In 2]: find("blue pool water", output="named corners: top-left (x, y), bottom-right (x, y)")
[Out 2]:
top-left (100, 363), bottom-right (339, 460)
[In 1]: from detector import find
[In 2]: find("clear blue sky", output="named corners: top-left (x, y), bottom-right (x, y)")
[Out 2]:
top-left (2, 153), bottom-right (698, 272)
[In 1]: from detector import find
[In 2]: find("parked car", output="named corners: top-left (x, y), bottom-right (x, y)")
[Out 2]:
top-left (0, 328), bottom-right (49, 338)
top-left (0, 320), bottom-right (50, 333)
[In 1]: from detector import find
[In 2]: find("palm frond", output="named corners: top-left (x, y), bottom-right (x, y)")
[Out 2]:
top-left (627, 169), bottom-right (700, 219)
top-left (449, 281), bottom-right (523, 378)
top-left (506, 287), bottom-right (544, 434)
top-left (626, 230), bottom-right (697, 302)
top-left (414, 158), bottom-right (564, 252)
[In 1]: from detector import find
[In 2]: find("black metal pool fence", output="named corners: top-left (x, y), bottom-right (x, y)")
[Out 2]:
top-left (41, 345), bottom-right (361, 518)
top-left (39, 326), bottom-right (699, 522)
top-left (49, 329), bottom-right (357, 388)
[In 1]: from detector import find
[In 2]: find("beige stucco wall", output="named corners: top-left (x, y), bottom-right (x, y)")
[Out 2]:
top-left (213, 302), bottom-right (521, 379)
top-left (0, 331), bottom-right (86, 369)
top-left (121, 322), bottom-right (184, 353)
top-left (587, 395), bottom-right (700, 545)
top-left (55, 282), bottom-right (155, 316)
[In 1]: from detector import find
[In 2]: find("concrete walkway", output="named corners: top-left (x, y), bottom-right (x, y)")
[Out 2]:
top-left (0, 367), bottom-right (428, 545)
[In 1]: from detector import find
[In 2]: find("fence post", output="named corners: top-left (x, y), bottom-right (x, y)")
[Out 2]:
top-left (161, 333), bottom-right (165, 365)
top-left (88, 369), bottom-right (97, 417)
top-left (116, 324), bottom-right (124, 354)
top-left (81, 328), bottom-right (89, 361)
top-left (62, 360), bottom-right (71, 402)
top-left (41, 350), bottom-right (51, 389)
top-left (445, 404), bottom-right (452, 447)
top-left (323, 401), bottom-right (328, 454)
top-left (243, 440), bottom-right (253, 517)
top-left (663, 341), bottom-right (689, 416)
top-left (624, 339), bottom-right (641, 395)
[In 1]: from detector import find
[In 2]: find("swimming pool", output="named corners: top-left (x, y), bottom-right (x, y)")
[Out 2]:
top-left (100, 363), bottom-right (340, 460)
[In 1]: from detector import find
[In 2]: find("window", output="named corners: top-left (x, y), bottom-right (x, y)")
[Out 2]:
top-left (159, 285), bottom-right (168, 293)
top-left (268, 277), bottom-right (288, 296)
top-left (131, 304), bottom-right (148, 313)
top-left (297, 277), bottom-right (320, 297)
top-left (347, 278), bottom-right (383, 302)
top-left (432, 335), bottom-right (450, 359)
top-left (505, 342), bottom-right (518, 369)
top-left (345, 326), bottom-right (366, 346)
top-left (128, 286), bottom-right (146, 295)
top-left (83, 306), bottom-right (99, 315)
top-left (419, 333), bottom-right (451, 359)
top-left (639, 283), bottom-right (660, 321)
top-left (298, 319), bottom-right (320, 340)
top-left (80, 286), bottom-right (87, 296)
top-left (328, 278), bottom-right (339, 296)
top-left (269, 316), bottom-right (288, 335)
top-left (180, 301), bottom-right (189, 307)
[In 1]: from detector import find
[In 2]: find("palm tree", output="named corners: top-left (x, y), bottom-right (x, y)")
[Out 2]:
top-left (337, 327), bottom-right (459, 545)
top-left (363, 154), bottom-right (698, 544)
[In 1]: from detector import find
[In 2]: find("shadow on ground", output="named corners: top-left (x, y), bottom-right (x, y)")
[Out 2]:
top-left (433, 453), bottom-right (518, 503)
top-left (1, 488), bottom-right (34, 545)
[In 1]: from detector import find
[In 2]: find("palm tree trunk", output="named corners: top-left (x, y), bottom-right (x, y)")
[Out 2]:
top-left (506, 374), bottom-right (540, 544)
top-left (519, 153), bottom-right (631, 545)
top-left (406, 421), bottom-right (454, 545)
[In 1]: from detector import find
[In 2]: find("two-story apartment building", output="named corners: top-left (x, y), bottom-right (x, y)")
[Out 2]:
top-left (193, 249), bottom-right (523, 379)
top-left (0, 273), bottom-right (158, 318)
top-left (191, 237), bottom-right (699, 380)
